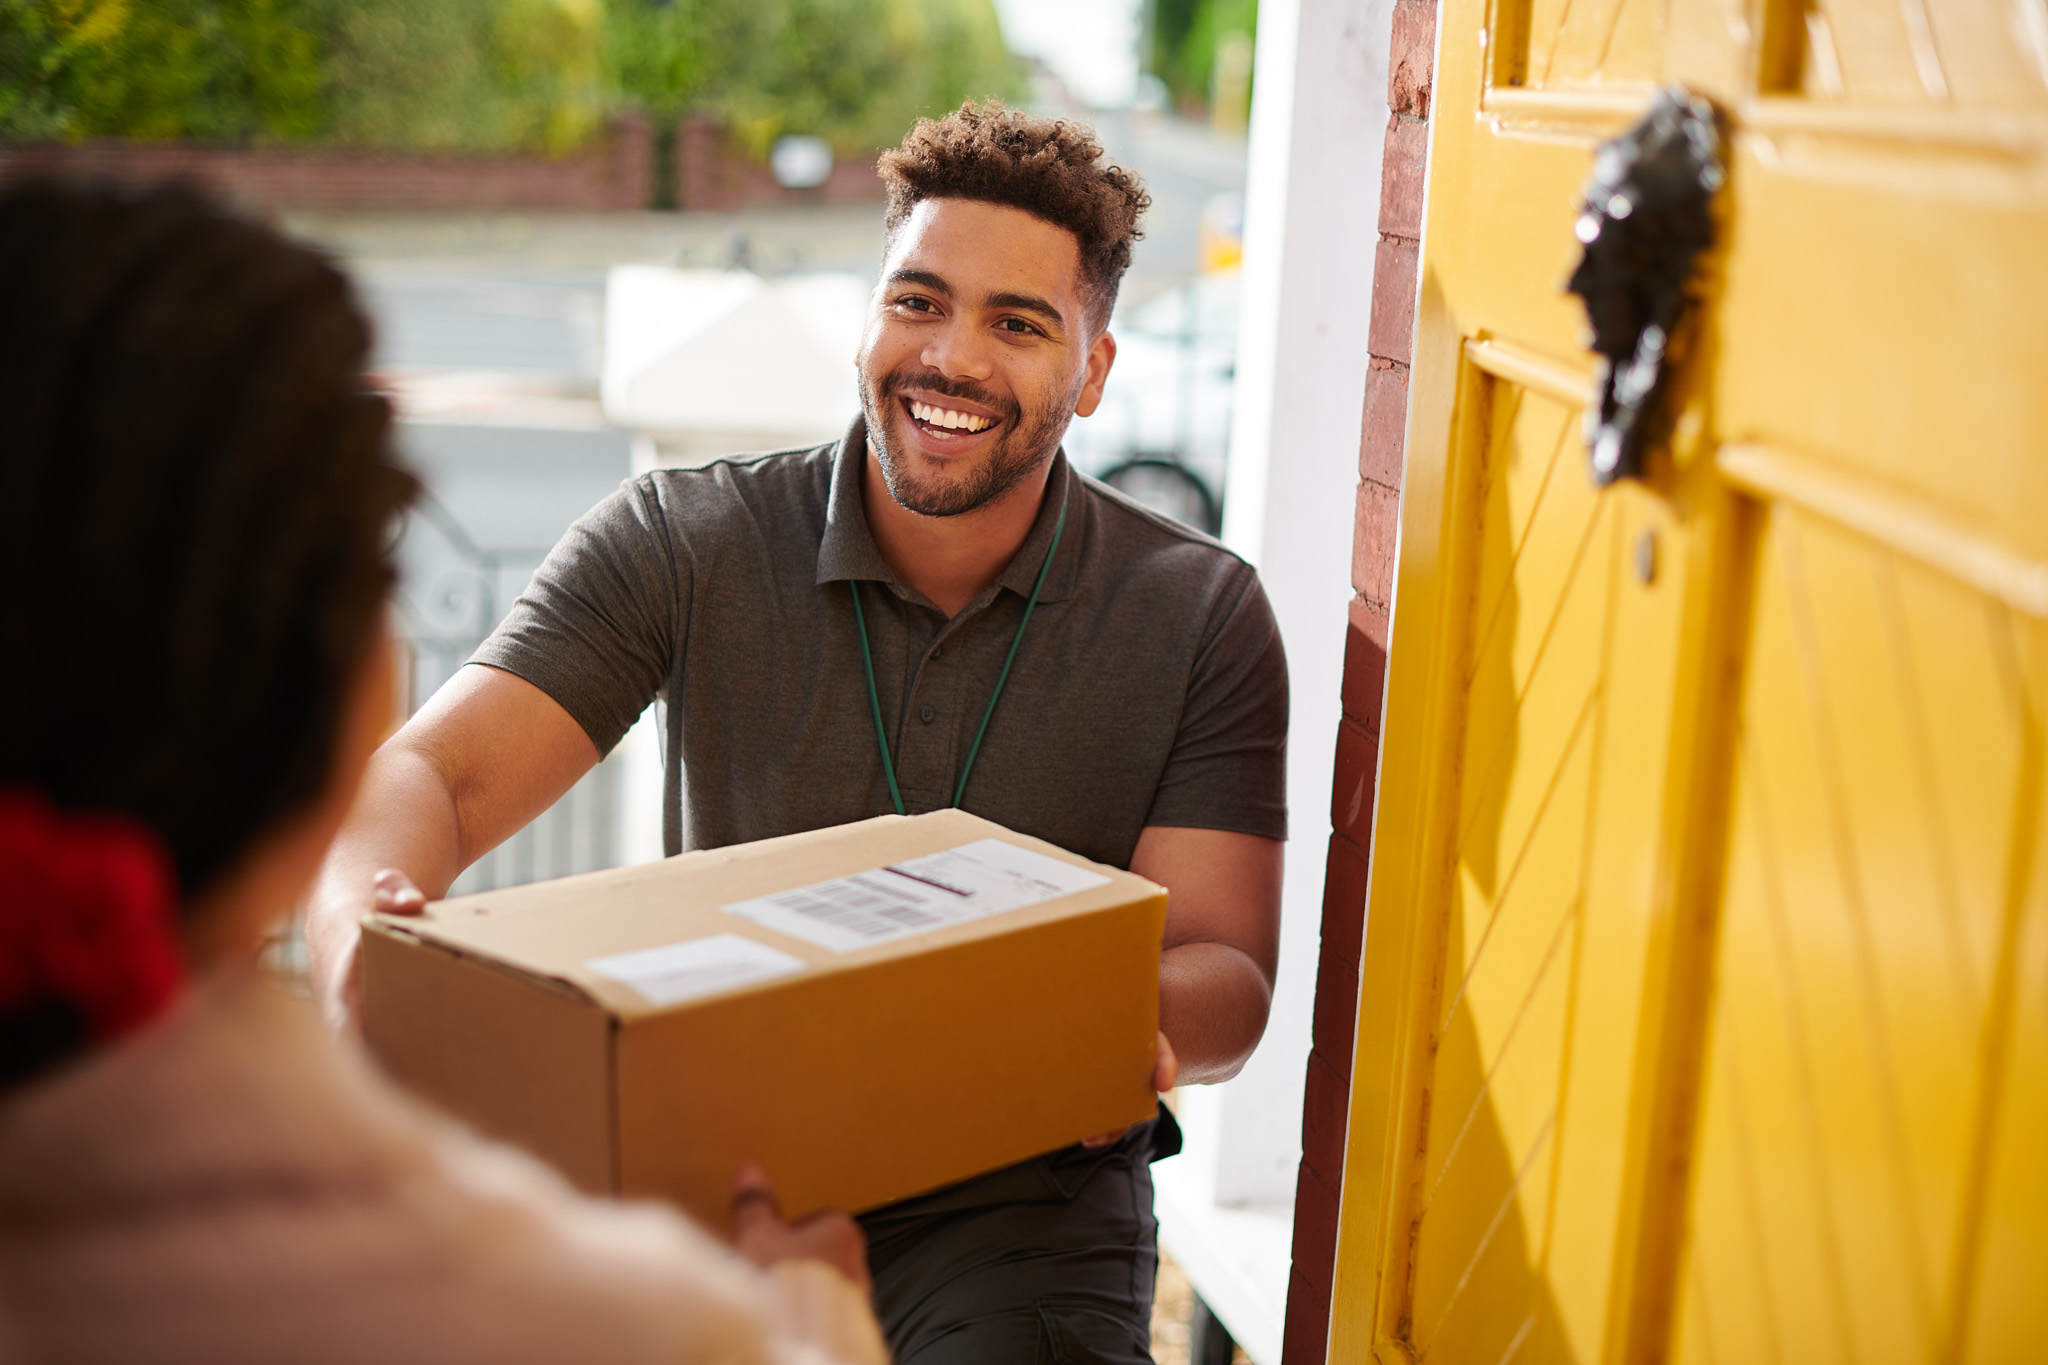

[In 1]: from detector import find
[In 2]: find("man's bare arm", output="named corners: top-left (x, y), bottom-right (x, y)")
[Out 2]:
top-left (305, 665), bottom-right (601, 1026)
top-left (1130, 826), bottom-right (1284, 1086)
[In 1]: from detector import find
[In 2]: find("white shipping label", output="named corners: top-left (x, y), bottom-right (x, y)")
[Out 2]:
top-left (586, 932), bottom-right (806, 1006)
top-left (722, 838), bottom-right (1112, 954)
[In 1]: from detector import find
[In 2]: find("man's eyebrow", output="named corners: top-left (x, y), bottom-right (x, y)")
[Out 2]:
top-left (986, 291), bottom-right (1067, 329)
top-left (885, 268), bottom-right (952, 295)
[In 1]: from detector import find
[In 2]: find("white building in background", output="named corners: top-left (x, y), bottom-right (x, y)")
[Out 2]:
top-left (602, 266), bottom-right (869, 466)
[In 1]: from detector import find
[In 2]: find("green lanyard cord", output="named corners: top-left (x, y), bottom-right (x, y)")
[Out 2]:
top-left (848, 580), bottom-right (907, 816)
top-left (850, 501), bottom-right (1068, 817)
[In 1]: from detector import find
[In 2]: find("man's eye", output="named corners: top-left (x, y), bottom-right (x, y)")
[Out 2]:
top-left (898, 295), bottom-right (937, 313)
top-left (999, 318), bottom-right (1041, 335)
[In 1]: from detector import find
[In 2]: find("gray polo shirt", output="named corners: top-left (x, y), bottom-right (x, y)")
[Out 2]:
top-left (472, 418), bottom-right (1286, 872)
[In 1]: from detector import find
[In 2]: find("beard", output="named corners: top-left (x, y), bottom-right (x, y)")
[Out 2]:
top-left (860, 364), bottom-right (1077, 518)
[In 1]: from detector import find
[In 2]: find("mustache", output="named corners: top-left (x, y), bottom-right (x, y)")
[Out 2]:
top-left (875, 368), bottom-right (1018, 423)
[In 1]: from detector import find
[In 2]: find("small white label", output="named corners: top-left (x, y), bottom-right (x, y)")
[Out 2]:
top-left (586, 932), bottom-right (805, 1006)
top-left (723, 838), bottom-right (1112, 954)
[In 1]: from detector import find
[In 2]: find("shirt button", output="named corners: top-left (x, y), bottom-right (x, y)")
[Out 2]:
top-left (930, 646), bottom-right (943, 661)
top-left (919, 705), bottom-right (937, 724)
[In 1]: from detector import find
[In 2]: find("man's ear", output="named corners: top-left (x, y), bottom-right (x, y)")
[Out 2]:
top-left (1073, 330), bottom-right (1117, 419)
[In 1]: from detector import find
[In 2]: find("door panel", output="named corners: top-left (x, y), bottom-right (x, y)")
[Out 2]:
top-left (1325, 0), bottom-right (2047, 1352)
top-left (1675, 512), bottom-right (2039, 1364)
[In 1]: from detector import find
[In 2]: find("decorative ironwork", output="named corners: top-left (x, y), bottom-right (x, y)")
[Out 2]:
top-left (1566, 86), bottom-right (1724, 485)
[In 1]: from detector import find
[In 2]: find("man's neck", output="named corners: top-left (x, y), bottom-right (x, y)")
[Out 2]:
top-left (861, 446), bottom-right (1054, 619)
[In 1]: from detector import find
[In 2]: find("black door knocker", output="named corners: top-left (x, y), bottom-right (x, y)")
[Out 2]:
top-left (1565, 86), bottom-right (1724, 486)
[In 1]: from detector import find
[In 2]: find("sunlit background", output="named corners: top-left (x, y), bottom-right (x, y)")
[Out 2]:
top-left (0, 2), bottom-right (1266, 1359)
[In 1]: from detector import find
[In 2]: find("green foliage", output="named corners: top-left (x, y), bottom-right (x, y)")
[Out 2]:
top-left (319, 0), bottom-right (606, 154)
top-left (1149, 0), bottom-right (1257, 111)
top-left (602, 0), bottom-right (1019, 154)
top-left (0, 0), bottom-right (1013, 155)
top-left (2, 0), bottom-right (326, 143)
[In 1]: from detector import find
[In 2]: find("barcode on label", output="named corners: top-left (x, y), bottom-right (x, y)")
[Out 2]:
top-left (762, 872), bottom-right (948, 940)
top-left (723, 839), bottom-right (1111, 954)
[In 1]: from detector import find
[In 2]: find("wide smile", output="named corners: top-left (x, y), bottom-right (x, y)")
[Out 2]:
top-left (899, 394), bottom-right (1003, 453)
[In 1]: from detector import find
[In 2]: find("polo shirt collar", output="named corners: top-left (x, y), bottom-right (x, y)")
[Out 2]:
top-left (815, 415), bottom-right (1081, 606)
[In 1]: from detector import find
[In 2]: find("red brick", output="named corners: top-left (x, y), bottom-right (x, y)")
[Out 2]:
top-left (0, 119), bottom-right (658, 213)
top-left (1389, 0), bottom-right (1439, 117)
top-left (1330, 716), bottom-right (1379, 852)
top-left (1359, 357), bottom-right (1409, 490)
top-left (1312, 833), bottom-right (1372, 1069)
top-left (676, 112), bottom-right (884, 211)
top-left (1321, 831), bottom-right (1371, 957)
top-left (1289, 1158), bottom-right (1344, 1294)
top-left (1314, 933), bottom-right (1366, 1070)
top-left (1282, 1265), bottom-right (1335, 1365)
top-left (1368, 234), bottom-right (1421, 365)
top-left (1343, 595), bottom-right (1392, 733)
top-left (1378, 114), bottom-right (1431, 241)
top-left (0, 114), bottom-right (887, 216)
top-left (1301, 1048), bottom-right (1353, 1185)
top-left (1351, 479), bottom-right (1401, 604)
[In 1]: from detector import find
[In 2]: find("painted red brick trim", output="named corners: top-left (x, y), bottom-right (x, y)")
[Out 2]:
top-left (1281, 0), bottom-right (1438, 1359)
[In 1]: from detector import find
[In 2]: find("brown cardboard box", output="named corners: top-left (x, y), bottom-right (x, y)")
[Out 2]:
top-left (360, 809), bottom-right (1166, 1228)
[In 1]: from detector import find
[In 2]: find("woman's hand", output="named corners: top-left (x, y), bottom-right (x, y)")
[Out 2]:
top-left (730, 1166), bottom-right (872, 1293)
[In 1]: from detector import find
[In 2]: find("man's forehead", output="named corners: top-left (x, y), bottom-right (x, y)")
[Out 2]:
top-left (882, 199), bottom-right (1085, 311)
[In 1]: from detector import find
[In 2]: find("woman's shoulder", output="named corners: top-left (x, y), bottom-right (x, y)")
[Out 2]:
top-left (0, 973), bottom-right (879, 1363)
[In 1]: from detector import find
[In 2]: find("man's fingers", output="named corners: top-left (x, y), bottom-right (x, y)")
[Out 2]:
top-left (731, 1164), bottom-right (783, 1234)
top-left (1084, 1034), bottom-right (1177, 1147)
top-left (370, 867), bottom-right (428, 916)
top-left (1154, 1031), bottom-right (1180, 1093)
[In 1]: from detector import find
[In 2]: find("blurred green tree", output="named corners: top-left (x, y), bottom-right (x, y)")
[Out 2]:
top-left (1148, 0), bottom-right (1256, 118)
top-left (1, 0), bottom-right (1012, 157)
top-left (604, 0), bottom-right (1017, 155)
top-left (319, 0), bottom-right (606, 154)
top-left (1, 0), bottom-right (325, 143)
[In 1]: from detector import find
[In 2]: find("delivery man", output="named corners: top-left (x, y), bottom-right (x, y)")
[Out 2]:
top-left (307, 99), bottom-right (1288, 1365)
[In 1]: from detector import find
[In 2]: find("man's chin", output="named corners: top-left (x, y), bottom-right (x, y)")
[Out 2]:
top-left (878, 467), bottom-right (988, 519)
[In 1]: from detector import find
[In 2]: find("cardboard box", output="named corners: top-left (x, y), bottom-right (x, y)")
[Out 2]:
top-left (361, 809), bottom-right (1167, 1227)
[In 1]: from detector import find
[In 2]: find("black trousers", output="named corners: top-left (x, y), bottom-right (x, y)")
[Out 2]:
top-left (859, 1110), bottom-right (1181, 1365)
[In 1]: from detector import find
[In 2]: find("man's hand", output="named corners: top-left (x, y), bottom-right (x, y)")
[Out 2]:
top-left (312, 867), bottom-right (429, 1030)
top-left (370, 867), bottom-right (429, 916)
top-left (305, 666), bottom-right (600, 1029)
top-left (1082, 1031), bottom-right (1178, 1148)
top-left (731, 1166), bottom-right (872, 1293)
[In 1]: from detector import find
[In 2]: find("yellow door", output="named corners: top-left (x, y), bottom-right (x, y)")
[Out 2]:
top-left (1325, 0), bottom-right (2048, 1359)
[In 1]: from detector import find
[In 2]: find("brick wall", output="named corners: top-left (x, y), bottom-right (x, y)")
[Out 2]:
top-left (1280, 0), bottom-right (1438, 1359)
top-left (0, 117), bottom-right (887, 216)
top-left (0, 118), bottom-right (656, 214)
top-left (676, 115), bottom-right (885, 212)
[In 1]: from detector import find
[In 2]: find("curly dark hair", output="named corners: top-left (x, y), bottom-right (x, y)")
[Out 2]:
top-left (0, 180), bottom-right (415, 903)
top-left (878, 100), bottom-right (1150, 330)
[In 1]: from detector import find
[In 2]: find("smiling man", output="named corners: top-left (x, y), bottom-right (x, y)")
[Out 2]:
top-left (307, 101), bottom-right (1288, 1365)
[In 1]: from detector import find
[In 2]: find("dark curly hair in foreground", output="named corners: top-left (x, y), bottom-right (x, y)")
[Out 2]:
top-left (0, 180), bottom-right (415, 902)
top-left (879, 100), bottom-right (1150, 330)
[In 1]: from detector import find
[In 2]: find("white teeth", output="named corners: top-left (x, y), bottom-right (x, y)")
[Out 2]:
top-left (910, 400), bottom-right (991, 433)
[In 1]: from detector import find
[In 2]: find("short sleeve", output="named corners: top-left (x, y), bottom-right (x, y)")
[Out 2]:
top-left (1142, 566), bottom-right (1289, 840)
top-left (468, 478), bottom-right (680, 757)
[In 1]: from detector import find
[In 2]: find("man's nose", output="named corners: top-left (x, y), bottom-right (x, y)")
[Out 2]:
top-left (920, 317), bottom-right (995, 383)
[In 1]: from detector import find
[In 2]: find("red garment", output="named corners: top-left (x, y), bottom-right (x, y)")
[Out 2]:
top-left (0, 790), bottom-right (186, 1040)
